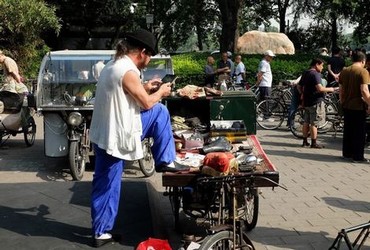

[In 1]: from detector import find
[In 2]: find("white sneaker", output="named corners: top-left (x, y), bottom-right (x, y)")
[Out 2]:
top-left (266, 118), bottom-right (275, 122)
top-left (257, 117), bottom-right (263, 122)
top-left (95, 233), bottom-right (112, 239)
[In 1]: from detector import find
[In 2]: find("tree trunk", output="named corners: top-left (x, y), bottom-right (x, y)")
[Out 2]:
top-left (278, 0), bottom-right (289, 33)
top-left (330, 11), bottom-right (338, 49)
top-left (196, 24), bottom-right (203, 51)
top-left (217, 0), bottom-right (242, 53)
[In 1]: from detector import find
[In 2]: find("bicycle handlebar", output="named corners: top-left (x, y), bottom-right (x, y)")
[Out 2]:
top-left (196, 174), bottom-right (288, 191)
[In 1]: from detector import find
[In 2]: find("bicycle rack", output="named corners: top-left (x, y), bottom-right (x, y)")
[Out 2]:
top-left (329, 221), bottom-right (370, 250)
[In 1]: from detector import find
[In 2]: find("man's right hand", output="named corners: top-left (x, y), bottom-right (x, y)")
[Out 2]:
top-left (159, 82), bottom-right (172, 97)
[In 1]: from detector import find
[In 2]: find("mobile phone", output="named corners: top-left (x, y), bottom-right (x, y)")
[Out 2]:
top-left (161, 74), bottom-right (177, 84)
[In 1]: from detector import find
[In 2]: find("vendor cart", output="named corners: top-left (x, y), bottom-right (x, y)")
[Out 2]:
top-left (160, 92), bottom-right (281, 248)
top-left (162, 135), bottom-right (279, 230)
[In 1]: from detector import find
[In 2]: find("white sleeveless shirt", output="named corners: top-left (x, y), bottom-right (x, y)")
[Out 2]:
top-left (89, 56), bottom-right (143, 160)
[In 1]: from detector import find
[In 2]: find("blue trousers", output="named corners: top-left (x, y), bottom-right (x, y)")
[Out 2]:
top-left (91, 103), bottom-right (175, 236)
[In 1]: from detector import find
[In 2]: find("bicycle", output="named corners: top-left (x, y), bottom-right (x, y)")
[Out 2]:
top-left (289, 92), bottom-right (343, 139)
top-left (195, 174), bottom-right (286, 250)
top-left (256, 83), bottom-right (294, 130)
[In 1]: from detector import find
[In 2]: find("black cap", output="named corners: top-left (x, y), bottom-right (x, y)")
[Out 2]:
top-left (124, 28), bottom-right (157, 55)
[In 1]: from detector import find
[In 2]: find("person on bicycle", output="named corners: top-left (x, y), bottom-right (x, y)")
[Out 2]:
top-left (287, 75), bottom-right (302, 127)
top-left (301, 58), bottom-right (338, 148)
top-left (339, 51), bottom-right (370, 163)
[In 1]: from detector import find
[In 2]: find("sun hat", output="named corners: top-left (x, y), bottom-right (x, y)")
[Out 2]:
top-left (264, 50), bottom-right (276, 57)
top-left (124, 28), bottom-right (157, 55)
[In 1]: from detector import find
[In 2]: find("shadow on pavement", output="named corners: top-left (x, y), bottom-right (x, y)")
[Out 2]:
top-left (0, 180), bottom-right (153, 249)
top-left (322, 197), bottom-right (370, 213)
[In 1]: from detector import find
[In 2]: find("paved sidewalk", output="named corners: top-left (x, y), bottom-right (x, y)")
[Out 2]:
top-left (1, 115), bottom-right (369, 249)
top-left (0, 115), bottom-right (155, 249)
top-left (148, 126), bottom-right (370, 250)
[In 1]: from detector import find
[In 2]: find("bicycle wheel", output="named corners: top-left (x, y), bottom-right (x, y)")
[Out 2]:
top-left (318, 101), bottom-right (337, 133)
top-left (290, 107), bottom-right (307, 139)
top-left (199, 230), bottom-right (255, 250)
top-left (138, 138), bottom-right (155, 177)
top-left (239, 188), bottom-right (259, 231)
top-left (256, 99), bottom-right (285, 130)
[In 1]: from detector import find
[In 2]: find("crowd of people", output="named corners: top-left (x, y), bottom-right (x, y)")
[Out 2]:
top-left (204, 47), bottom-right (370, 160)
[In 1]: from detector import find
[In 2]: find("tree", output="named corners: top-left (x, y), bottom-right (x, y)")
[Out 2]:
top-left (292, 0), bottom-right (356, 50)
top-left (45, 0), bottom-right (139, 49)
top-left (215, 0), bottom-right (243, 53)
top-left (273, 0), bottom-right (291, 33)
top-left (0, 0), bottom-right (60, 77)
top-left (352, 0), bottom-right (370, 46)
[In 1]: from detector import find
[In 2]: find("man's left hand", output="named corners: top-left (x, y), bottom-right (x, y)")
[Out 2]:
top-left (145, 78), bottom-right (161, 93)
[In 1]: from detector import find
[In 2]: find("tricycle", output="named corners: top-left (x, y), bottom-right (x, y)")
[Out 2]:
top-left (36, 50), bottom-right (174, 180)
top-left (0, 88), bottom-right (36, 147)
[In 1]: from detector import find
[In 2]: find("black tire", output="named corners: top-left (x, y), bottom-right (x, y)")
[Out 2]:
top-left (69, 141), bottom-right (85, 181)
top-left (138, 138), bottom-right (155, 177)
top-left (241, 188), bottom-right (259, 231)
top-left (256, 99), bottom-right (285, 130)
top-left (290, 107), bottom-right (307, 139)
top-left (23, 116), bottom-right (36, 147)
top-left (199, 230), bottom-right (255, 250)
top-left (0, 131), bottom-right (4, 146)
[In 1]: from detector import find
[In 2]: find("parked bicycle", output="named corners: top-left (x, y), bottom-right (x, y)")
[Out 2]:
top-left (256, 83), bottom-right (294, 130)
top-left (289, 91), bottom-right (343, 139)
top-left (195, 174), bottom-right (285, 250)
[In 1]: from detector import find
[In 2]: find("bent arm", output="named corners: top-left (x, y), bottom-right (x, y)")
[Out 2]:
top-left (122, 71), bottom-right (171, 110)
top-left (10, 72), bottom-right (22, 83)
top-left (256, 71), bottom-right (264, 84)
top-left (360, 83), bottom-right (370, 106)
top-left (316, 83), bottom-right (336, 93)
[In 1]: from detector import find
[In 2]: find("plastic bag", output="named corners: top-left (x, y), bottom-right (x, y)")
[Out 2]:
top-left (136, 237), bottom-right (172, 250)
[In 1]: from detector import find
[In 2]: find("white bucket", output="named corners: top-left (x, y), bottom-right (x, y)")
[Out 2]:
top-left (44, 113), bottom-right (69, 157)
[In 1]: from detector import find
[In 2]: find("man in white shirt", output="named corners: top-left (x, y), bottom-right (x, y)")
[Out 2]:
top-left (234, 55), bottom-right (246, 84)
top-left (257, 50), bottom-right (275, 101)
top-left (89, 29), bottom-right (189, 248)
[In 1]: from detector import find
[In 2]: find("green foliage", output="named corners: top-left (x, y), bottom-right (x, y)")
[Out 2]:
top-left (172, 52), bottom-right (337, 87)
top-left (0, 0), bottom-right (60, 78)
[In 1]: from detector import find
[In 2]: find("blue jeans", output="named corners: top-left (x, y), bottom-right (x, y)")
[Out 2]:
top-left (91, 103), bottom-right (175, 236)
top-left (287, 87), bottom-right (300, 127)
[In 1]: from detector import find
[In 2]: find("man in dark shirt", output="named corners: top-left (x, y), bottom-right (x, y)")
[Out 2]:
top-left (216, 52), bottom-right (232, 83)
top-left (204, 56), bottom-right (216, 87)
top-left (301, 58), bottom-right (338, 148)
top-left (327, 47), bottom-right (345, 84)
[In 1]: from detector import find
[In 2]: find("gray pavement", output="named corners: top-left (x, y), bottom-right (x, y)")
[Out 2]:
top-left (1, 115), bottom-right (370, 249)
top-left (0, 115), bottom-right (155, 249)
top-left (149, 126), bottom-right (370, 250)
